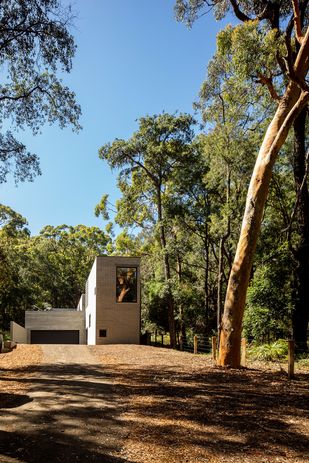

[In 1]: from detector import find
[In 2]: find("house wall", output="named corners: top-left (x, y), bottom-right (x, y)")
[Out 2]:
top-left (10, 321), bottom-right (28, 344)
top-left (77, 294), bottom-right (85, 311)
top-left (85, 259), bottom-right (97, 345)
top-left (25, 310), bottom-right (86, 344)
top-left (95, 256), bottom-right (141, 344)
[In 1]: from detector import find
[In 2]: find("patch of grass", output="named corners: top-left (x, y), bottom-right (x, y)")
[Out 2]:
top-left (296, 356), bottom-right (309, 369)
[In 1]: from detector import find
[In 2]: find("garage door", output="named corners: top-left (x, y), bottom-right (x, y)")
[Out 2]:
top-left (30, 330), bottom-right (79, 344)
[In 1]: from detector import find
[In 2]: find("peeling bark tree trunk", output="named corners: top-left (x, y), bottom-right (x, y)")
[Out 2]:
top-left (292, 109), bottom-right (309, 352)
top-left (218, 64), bottom-right (309, 366)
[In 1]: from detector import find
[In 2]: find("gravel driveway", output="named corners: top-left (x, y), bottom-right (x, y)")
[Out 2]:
top-left (0, 345), bottom-right (127, 463)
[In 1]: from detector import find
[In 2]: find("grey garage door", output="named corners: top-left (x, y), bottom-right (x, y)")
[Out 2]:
top-left (31, 330), bottom-right (79, 344)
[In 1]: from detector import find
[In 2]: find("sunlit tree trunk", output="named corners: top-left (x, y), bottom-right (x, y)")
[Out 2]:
top-left (218, 65), bottom-right (309, 367)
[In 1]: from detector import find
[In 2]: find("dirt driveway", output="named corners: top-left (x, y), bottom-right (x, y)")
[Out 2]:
top-left (0, 345), bottom-right (127, 463)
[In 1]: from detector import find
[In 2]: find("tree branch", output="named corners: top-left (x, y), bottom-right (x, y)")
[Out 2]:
top-left (256, 72), bottom-right (281, 101)
top-left (292, 0), bottom-right (304, 44)
top-left (229, 0), bottom-right (251, 22)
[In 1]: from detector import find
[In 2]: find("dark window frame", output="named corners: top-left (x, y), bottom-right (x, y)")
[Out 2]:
top-left (116, 266), bottom-right (138, 303)
top-left (99, 329), bottom-right (107, 338)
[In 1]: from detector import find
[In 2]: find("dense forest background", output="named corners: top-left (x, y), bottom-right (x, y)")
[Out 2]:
top-left (0, 106), bottom-right (306, 347)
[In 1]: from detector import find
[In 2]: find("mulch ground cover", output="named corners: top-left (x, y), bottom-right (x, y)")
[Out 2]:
top-left (0, 345), bottom-right (42, 408)
top-left (91, 345), bottom-right (309, 463)
top-left (1, 344), bottom-right (308, 462)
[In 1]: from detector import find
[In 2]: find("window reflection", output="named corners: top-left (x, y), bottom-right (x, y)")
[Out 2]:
top-left (116, 267), bottom-right (137, 302)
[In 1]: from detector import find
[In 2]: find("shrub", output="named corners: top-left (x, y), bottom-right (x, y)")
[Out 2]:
top-left (248, 339), bottom-right (288, 361)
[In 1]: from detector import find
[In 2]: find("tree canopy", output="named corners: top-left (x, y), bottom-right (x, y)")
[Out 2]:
top-left (0, 0), bottom-right (81, 183)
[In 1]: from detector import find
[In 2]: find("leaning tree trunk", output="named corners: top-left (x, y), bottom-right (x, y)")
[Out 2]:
top-left (218, 33), bottom-right (309, 367)
top-left (292, 108), bottom-right (309, 352)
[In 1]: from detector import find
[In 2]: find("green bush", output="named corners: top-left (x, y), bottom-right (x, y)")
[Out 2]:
top-left (248, 339), bottom-right (288, 361)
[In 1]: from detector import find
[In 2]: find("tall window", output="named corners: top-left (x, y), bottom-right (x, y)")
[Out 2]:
top-left (116, 267), bottom-right (137, 303)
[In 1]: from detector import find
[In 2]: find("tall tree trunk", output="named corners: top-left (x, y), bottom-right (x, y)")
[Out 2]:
top-left (176, 254), bottom-right (187, 344)
top-left (292, 108), bottom-right (309, 352)
top-left (204, 226), bottom-right (210, 330)
top-left (218, 64), bottom-right (309, 368)
top-left (217, 165), bottom-right (231, 343)
top-left (157, 187), bottom-right (176, 348)
top-left (217, 237), bottom-right (224, 337)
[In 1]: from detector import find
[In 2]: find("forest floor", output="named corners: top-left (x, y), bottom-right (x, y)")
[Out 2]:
top-left (0, 344), bottom-right (308, 463)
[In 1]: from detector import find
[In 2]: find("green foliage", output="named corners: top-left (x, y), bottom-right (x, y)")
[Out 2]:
top-left (0, 204), bottom-right (29, 236)
top-left (0, 0), bottom-right (81, 183)
top-left (95, 194), bottom-right (110, 221)
top-left (243, 247), bottom-right (293, 342)
top-left (217, 22), bottom-right (284, 82)
top-left (175, 0), bottom-right (292, 26)
top-left (142, 281), bottom-right (169, 332)
top-left (248, 340), bottom-right (288, 361)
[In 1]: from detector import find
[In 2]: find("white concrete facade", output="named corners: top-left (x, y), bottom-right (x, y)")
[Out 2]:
top-left (85, 258), bottom-right (97, 345)
top-left (85, 256), bottom-right (141, 345)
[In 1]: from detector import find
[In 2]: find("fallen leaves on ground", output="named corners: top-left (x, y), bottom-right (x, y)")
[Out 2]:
top-left (0, 345), bottom-right (42, 401)
top-left (91, 345), bottom-right (309, 463)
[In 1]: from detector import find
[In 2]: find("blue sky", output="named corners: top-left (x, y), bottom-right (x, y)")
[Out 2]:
top-left (0, 0), bottom-right (227, 235)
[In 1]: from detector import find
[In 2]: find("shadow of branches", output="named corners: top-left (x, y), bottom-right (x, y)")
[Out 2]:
top-left (1, 349), bottom-right (308, 462)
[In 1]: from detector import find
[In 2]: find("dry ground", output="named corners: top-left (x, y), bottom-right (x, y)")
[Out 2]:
top-left (0, 345), bottom-right (42, 407)
top-left (91, 345), bottom-right (309, 463)
top-left (1, 344), bottom-right (308, 463)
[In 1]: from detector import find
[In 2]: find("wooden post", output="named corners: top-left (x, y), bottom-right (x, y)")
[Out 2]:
top-left (161, 334), bottom-right (164, 346)
top-left (241, 338), bottom-right (246, 367)
top-left (179, 335), bottom-right (183, 351)
top-left (194, 335), bottom-right (198, 354)
top-left (155, 330), bottom-right (157, 344)
top-left (288, 340), bottom-right (295, 379)
top-left (212, 336), bottom-right (217, 361)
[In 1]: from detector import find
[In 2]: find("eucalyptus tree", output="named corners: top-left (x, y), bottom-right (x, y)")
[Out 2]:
top-left (98, 113), bottom-right (196, 347)
top-left (0, 0), bottom-right (81, 183)
top-left (176, 0), bottom-right (309, 366)
top-left (243, 152), bottom-right (296, 342)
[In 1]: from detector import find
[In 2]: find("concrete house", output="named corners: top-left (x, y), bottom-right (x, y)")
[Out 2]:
top-left (84, 256), bottom-right (141, 345)
top-left (11, 256), bottom-right (141, 345)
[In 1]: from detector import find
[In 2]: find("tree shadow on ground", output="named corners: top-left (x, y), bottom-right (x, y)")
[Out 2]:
top-left (1, 360), bottom-right (308, 462)
top-left (100, 363), bottom-right (309, 460)
top-left (0, 393), bottom-right (33, 409)
top-left (0, 362), bottom-right (132, 463)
